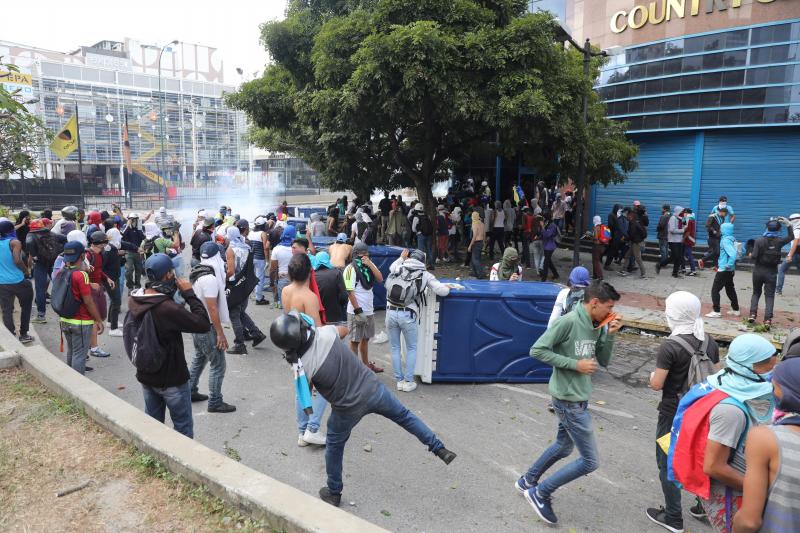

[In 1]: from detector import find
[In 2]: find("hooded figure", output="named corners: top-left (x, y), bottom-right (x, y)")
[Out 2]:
top-left (226, 226), bottom-right (251, 276)
top-left (144, 222), bottom-right (160, 241)
top-left (665, 291), bottom-right (704, 341)
top-left (718, 222), bottom-right (737, 272)
top-left (192, 242), bottom-right (230, 325)
top-left (280, 225), bottom-right (297, 247)
top-left (106, 227), bottom-right (122, 250)
top-left (709, 333), bottom-right (776, 411)
top-left (493, 247), bottom-right (521, 281)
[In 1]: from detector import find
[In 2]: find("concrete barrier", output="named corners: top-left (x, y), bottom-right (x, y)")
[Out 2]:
top-left (0, 327), bottom-right (387, 533)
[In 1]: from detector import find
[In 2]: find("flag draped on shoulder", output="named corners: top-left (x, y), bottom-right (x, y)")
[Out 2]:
top-left (667, 382), bottom-right (730, 499)
top-left (50, 115), bottom-right (79, 159)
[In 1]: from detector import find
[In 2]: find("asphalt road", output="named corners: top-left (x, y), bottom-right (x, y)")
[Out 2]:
top-left (31, 277), bottom-right (715, 533)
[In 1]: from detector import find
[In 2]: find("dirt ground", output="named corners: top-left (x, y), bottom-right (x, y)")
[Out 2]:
top-left (0, 368), bottom-right (273, 533)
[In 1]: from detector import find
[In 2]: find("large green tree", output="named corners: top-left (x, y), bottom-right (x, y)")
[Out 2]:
top-left (228, 0), bottom-right (637, 216)
top-left (0, 62), bottom-right (50, 177)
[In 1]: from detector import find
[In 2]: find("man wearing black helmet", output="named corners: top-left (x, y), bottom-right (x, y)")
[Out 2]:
top-left (190, 216), bottom-right (215, 267)
top-left (52, 205), bottom-right (78, 236)
top-left (269, 311), bottom-right (457, 507)
top-left (748, 218), bottom-right (794, 329)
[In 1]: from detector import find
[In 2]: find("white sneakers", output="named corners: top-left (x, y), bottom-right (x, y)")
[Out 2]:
top-left (302, 428), bottom-right (327, 446)
top-left (108, 329), bottom-right (123, 337)
top-left (396, 381), bottom-right (404, 391)
top-left (705, 310), bottom-right (740, 318)
top-left (727, 310), bottom-right (741, 316)
top-left (396, 381), bottom-right (418, 392)
top-left (297, 434), bottom-right (309, 447)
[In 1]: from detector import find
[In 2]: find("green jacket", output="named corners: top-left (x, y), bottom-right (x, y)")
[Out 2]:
top-left (531, 304), bottom-right (615, 402)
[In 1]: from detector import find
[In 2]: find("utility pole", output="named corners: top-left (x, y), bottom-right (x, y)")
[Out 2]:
top-left (157, 40), bottom-right (178, 207)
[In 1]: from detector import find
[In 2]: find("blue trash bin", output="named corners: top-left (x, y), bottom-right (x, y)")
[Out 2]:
top-left (286, 218), bottom-right (308, 236)
top-left (432, 279), bottom-right (561, 383)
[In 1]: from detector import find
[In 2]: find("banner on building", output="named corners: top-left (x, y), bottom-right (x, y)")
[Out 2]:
top-left (49, 115), bottom-right (80, 159)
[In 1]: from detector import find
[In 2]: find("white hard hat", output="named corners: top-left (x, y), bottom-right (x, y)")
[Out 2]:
top-left (128, 212), bottom-right (140, 219)
top-left (481, 181), bottom-right (488, 186)
top-left (790, 213), bottom-right (800, 221)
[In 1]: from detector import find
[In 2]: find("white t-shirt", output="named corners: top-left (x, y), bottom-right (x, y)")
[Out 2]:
top-left (343, 264), bottom-right (374, 316)
top-left (272, 245), bottom-right (293, 275)
top-left (493, 210), bottom-right (505, 229)
top-left (192, 273), bottom-right (219, 316)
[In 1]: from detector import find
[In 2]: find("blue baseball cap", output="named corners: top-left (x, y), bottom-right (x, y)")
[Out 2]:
top-left (200, 240), bottom-right (219, 259)
top-left (62, 241), bottom-right (85, 263)
top-left (336, 233), bottom-right (348, 243)
top-left (145, 253), bottom-right (174, 281)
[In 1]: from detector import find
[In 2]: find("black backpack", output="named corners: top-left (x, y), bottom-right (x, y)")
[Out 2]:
top-left (226, 250), bottom-right (258, 308)
top-left (34, 233), bottom-right (63, 264)
top-left (123, 306), bottom-right (164, 374)
top-left (759, 236), bottom-right (783, 267)
top-left (362, 222), bottom-right (377, 245)
top-left (51, 267), bottom-right (84, 318)
top-left (417, 214), bottom-right (433, 237)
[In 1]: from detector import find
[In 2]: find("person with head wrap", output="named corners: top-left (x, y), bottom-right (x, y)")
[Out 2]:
top-left (225, 225), bottom-right (266, 355)
top-left (590, 215), bottom-right (608, 281)
top-left (705, 222), bottom-right (741, 318)
top-left (142, 222), bottom-right (160, 259)
top-left (248, 216), bottom-right (271, 305)
top-left (0, 220), bottom-right (34, 344)
top-left (386, 248), bottom-right (458, 392)
top-left (153, 206), bottom-right (174, 229)
top-left (733, 357), bottom-right (800, 533)
top-left (776, 213), bottom-right (800, 296)
top-left (490, 247), bottom-right (522, 281)
top-left (122, 213), bottom-right (146, 293)
top-left (646, 292), bottom-right (721, 532)
top-left (343, 242), bottom-right (384, 373)
top-left (270, 224), bottom-right (297, 307)
top-left (748, 218), bottom-right (794, 328)
top-left (655, 206), bottom-right (686, 278)
top-left (313, 251), bottom-right (348, 325)
top-left (547, 266), bottom-right (591, 328)
top-left (102, 227), bottom-right (138, 336)
top-left (467, 210), bottom-right (486, 278)
top-left (668, 334), bottom-right (777, 533)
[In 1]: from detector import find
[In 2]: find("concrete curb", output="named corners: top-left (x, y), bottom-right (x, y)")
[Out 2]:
top-left (0, 328), bottom-right (388, 533)
top-left (0, 350), bottom-right (21, 369)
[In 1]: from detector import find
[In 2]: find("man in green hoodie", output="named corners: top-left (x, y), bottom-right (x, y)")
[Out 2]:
top-left (516, 280), bottom-right (623, 525)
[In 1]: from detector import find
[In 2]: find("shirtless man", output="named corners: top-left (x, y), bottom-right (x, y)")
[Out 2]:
top-left (281, 252), bottom-right (328, 446)
top-left (328, 233), bottom-right (352, 268)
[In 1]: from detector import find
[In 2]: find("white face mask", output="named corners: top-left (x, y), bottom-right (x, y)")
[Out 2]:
top-left (616, 210), bottom-right (623, 217)
top-left (718, 202), bottom-right (727, 210)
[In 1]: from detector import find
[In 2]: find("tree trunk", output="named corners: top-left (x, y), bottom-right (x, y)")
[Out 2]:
top-left (412, 175), bottom-right (437, 222)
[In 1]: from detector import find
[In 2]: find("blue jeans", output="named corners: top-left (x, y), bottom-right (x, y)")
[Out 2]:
top-left (276, 277), bottom-right (290, 306)
top-left (189, 329), bottom-right (227, 408)
top-left (296, 390), bottom-right (329, 434)
top-left (416, 234), bottom-right (433, 267)
top-left (62, 322), bottom-right (91, 374)
top-left (523, 398), bottom-right (599, 498)
top-left (142, 381), bottom-right (194, 438)
top-left (325, 383), bottom-right (443, 494)
top-left (684, 247), bottom-right (697, 272)
top-left (777, 254), bottom-right (800, 293)
top-left (659, 238), bottom-right (669, 264)
top-left (33, 262), bottom-right (50, 317)
top-left (253, 258), bottom-right (267, 301)
top-left (386, 309), bottom-right (418, 382)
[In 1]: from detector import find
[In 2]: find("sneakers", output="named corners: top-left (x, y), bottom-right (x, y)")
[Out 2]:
top-left (31, 315), bottom-right (47, 324)
top-left (515, 476), bottom-right (536, 494)
top-left (90, 347), bottom-right (111, 358)
top-left (402, 381), bottom-right (418, 392)
top-left (525, 488), bottom-right (557, 525)
top-left (776, 290), bottom-right (783, 296)
top-left (646, 507), bottom-right (684, 533)
top-left (255, 298), bottom-right (270, 306)
top-left (686, 271), bottom-right (697, 276)
top-left (705, 311), bottom-right (722, 318)
top-left (227, 343), bottom-right (248, 355)
top-left (617, 270), bottom-right (629, 277)
top-left (298, 434), bottom-right (309, 447)
top-left (727, 309), bottom-right (741, 317)
top-left (764, 319), bottom-right (772, 330)
top-left (208, 402), bottom-right (237, 413)
top-left (19, 333), bottom-right (34, 345)
top-left (251, 332), bottom-right (267, 347)
top-left (396, 381), bottom-right (403, 391)
top-left (655, 263), bottom-right (662, 274)
top-left (302, 429), bottom-right (327, 446)
top-left (689, 500), bottom-right (707, 520)
top-left (191, 392), bottom-right (209, 402)
top-left (108, 329), bottom-right (123, 337)
top-left (367, 361), bottom-right (384, 373)
top-left (748, 315), bottom-right (757, 324)
top-left (435, 447), bottom-right (457, 465)
top-left (319, 487), bottom-right (341, 507)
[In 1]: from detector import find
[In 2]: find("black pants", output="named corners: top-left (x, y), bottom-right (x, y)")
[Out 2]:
top-left (660, 242), bottom-right (684, 275)
top-left (604, 240), bottom-right (621, 267)
top-left (750, 265), bottom-right (778, 321)
top-left (711, 270), bottom-right (739, 312)
top-left (656, 413), bottom-right (682, 523)
top-left (521, 233), bottom-right (531, 268)
top-left (540, 249), bottom-right (559, 281)
top-left (701, 237), bottom-right (720, 266)
top-left (592, 243), bottom-right (606, 280)
top-left (104, 282), bottom-right (122, 330)
top-left (229, 299), bottom-right (262, 346)
top-left (488, 227), bottom-right (504, 259)
top-left (0, 279), bottom-right (33, 336)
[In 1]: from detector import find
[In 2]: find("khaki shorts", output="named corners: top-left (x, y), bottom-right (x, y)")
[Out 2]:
top-left (348, 313), bottom-right (375, 342)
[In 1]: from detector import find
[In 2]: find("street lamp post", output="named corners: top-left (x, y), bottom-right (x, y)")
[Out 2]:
top-left (157, 40), bottom-right (178, 207)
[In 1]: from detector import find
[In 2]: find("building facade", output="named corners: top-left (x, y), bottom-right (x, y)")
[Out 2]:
top-left (1, 38), bottom-right (250, 196)
top-left (533, 0), bottom-right (800, 242)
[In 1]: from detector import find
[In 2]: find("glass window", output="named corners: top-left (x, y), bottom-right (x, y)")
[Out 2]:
top-left (699, 91), bottom-right (722, 108)
top-left (81, 68), bottom-right (99, 82)
top-left (625, 116), bottom-right (644, 130)
top-left (742, 88), bottom-right (766, 105)
top-left (644, 97), bottom-right (661, 113)
top-left (663, 58), bottom-right (682, 75)
top-left (704, 36), bottom-right (723, 52)
top-left (720, 90), bottom-right (742, 107)
top-left (629, 82), bottom-right (646, 97)
top-left (62, 65), bottom-right (82, 80)
top-left (726, 29), bottom-right (749, 49)
top-left (662, 76), bottom-right (682, 93)
top-left (723, 50), bottom-right (747, 67)
top-left (678, 112), bottom-right (698, 128)
top-left (642, 115), bottom-right (660, 129)
top-left (722, 70), bottom-right (745, 87)
top-left (682, 75), bottom-right (701, 91)
top-left (746, 67), bottom-right (769, 85)
top-left (751, 25), bottom-right (775, 46)
top-left (662, 95), bottom-right (680, 111)
top-left (718, 109), bottom-right (741, 125)
top-left (40, 62), bottom-right (63, 77)
top-left (99, 70), bottom-right (115, 83)
top-left (773, 24), bottom-right (792, 43)
top-left (765, 86), bottom-right (789, 104)
top-left (683, 55), bottom-right (703, 73)
top-left (646, 61), bottom-right (664, 77)
top-left (741, 108), bottom-right (764, 124)
top-left (763, 106), bottom-right (788, 123)
top-left (680, 93), bottom-right (700, 109)
top-left (697, 110), bottom-right (717, 126)
top-left (703, 53), bottom-right (723, 70)
top-left (629, 64), bottom-right (646, 81)
top-left (645, 79), bottom-right (663, 95)
top-left (660, 113), bottom-right (678, 129)
top-left (768, 66), bottom-right (790, 84)
top-left (684, 37), bottom-right (705, 54)
top-left (614, 84), bottom-right (630, 99)
top-left (628, 98), bottom-right (644, 114)
top-left (701, 72), bottom-right (722, 89)
top-left (665, 39), bottom-right (684, 57)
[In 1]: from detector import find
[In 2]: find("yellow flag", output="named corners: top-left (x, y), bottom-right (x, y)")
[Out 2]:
top-left (657, 432), bottom-right (671, 454)
top-left (49, 115), bottom-right (79, 159)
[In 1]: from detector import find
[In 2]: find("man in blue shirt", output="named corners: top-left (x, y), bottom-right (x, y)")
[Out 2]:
top-left (710, 195), bottom-right (735, 223)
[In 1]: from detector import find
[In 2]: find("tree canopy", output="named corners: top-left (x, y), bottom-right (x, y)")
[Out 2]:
top-left (0, 61), bottom-right (50, 177)
top-left (227, 0), bottom-right (637, 212)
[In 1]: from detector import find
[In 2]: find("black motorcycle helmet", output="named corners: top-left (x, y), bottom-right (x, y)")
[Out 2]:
top-left (270, 311), bottom-right (314, 364)
top-left (61, 205), bottom-right (78, 221)
top-left (90, 230), bottom-right (108, 245)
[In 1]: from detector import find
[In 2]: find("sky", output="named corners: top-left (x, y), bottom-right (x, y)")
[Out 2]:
top-left (2, 0), bottom-right (288, 84)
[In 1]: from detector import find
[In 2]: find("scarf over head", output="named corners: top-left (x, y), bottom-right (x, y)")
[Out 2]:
top-left (709, 333), bottom-right (775, 403)
top-left (198, 251), bottom-right (230, 324)
top-left (144, 222), bottom-right (160, 240)
top-left (773, 357), bottom-right (800, 417)
top-left (568, 266), bottom-right (590, 288)
top-left (226, 226), bottom-right (250, 254)
top-left (280, 225), bottom-right (297, 247)
top-left (313, 251), bottom-right (332, 270)
top-left (665, 291), bottom-right (705, 341)
top-left (498, 247), bottom-right (520, 280)
top-left (106, 227), bottom-right (122, 249)
top-left (67, 229), bottom-right (88, 247)
top-left (593, 215), bottom-right (602, 226)
top-left (471, 211), bottom-right (481, 224)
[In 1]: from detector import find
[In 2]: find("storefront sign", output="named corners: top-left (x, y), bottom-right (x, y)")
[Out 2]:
top-left (611, 0), bottom-right (778, 34)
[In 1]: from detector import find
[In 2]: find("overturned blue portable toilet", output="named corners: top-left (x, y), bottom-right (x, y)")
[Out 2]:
top-left (311, 235), bottom-right (337, 249)
top-left (366, 245), bottom-right (405, 310)
top-left (413, 279), bottom-right (561, 383)
top-left (296, 206), bottom-right (328, 219)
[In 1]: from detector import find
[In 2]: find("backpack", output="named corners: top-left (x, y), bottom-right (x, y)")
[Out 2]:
top-left (759, 236), bottom-right (783, 266)
top-left (668, 334), bottom-right (716, 394)
top-left (51, 267), bottom-right (85, 318)
top-left (122, 307), bottom-right (164, 374)
top-left (417, 214), bottom-right (433, 237)
top-left (226, 250), bottom-right (258, 308)
top-left (562, 288), bottom-right (585, 316)
top-left (362, 222), bottom-right (377, 245)
top-left (34, 232), bottom-right (63, 264)
top-left (142, 238), bottom-right (156, 259)
top-left (597, 224), bottom-right (611, 245)
top-left (734, 240), bottom-right (745, 261)
top-left (385, 267), bottom-right (425, 308)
